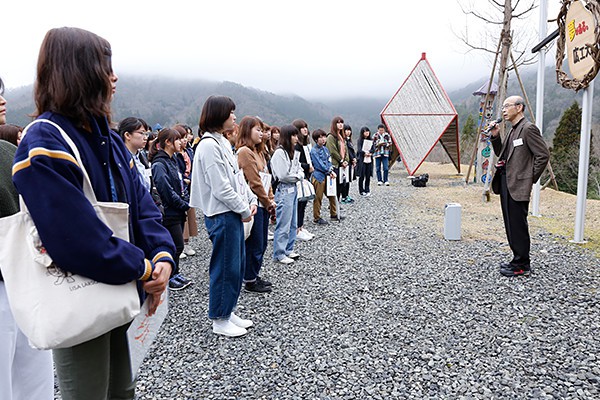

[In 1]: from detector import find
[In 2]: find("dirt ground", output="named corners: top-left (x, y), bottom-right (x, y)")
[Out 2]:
top-left (396, 161), bottom-right (600, 258)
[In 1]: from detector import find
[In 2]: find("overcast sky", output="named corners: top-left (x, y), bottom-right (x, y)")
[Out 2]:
top-left (3, 0), bottom-right (561, 99)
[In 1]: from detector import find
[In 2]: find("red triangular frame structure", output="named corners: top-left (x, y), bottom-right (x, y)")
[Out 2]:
top-left (380, 53), bottom-right (461, 176)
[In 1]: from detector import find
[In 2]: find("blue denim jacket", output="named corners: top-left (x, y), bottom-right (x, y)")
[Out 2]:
top-left (310, 144), bottom-right (333, 183)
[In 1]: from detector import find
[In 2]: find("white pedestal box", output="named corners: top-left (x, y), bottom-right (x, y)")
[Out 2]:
top-left (444, 203), bottom-right (462, 240)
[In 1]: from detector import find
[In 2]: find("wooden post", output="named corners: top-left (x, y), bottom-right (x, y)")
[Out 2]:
top-left (464, 36), bottom-right (503, 184)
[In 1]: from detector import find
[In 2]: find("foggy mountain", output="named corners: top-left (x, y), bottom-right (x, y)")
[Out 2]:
top-left (4, 67), bottom-right (596, 144)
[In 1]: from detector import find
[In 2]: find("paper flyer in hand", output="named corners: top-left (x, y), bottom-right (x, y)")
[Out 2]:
top-left (128, 290), bottom-right (169, 379)
top-left (326, 176), bottom-right (337, 197)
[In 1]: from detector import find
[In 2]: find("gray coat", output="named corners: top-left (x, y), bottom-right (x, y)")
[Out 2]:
top-left (491, 118), bottom-right (550, 202)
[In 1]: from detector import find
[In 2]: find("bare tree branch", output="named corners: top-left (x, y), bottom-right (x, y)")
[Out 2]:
top-left (513, 4), bottom-right (537, 19)
top-left (466, 9), bottom-right (504, 24)
top-left (462, 41), bottom-right (501, 55)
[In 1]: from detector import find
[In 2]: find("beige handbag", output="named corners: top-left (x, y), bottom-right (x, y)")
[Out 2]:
top-left (0, 119), bottom-right (140, 350)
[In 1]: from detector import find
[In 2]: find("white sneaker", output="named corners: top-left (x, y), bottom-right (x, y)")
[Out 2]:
top-left (183, 245), bottom-right (196, 256)
top-left (229, 312), bottom-right (253, 329)
top-left (385, 181), bottom-right (390, 186)
top-left (212, 319), bottom-right (247, 337)
top-left (288, 252), bottom-right (300, 260)
top-left (268, 232), bottom-right (274, 241)
top-left (296, 229), bottom-right (312, 241)
top-left (277, 256), bottom-right (294, 265)
top-left (179, 252), bottom-right (187, 259)
top-left (364, 192), bottom-right (371, 197)
top-left (302, 227), bottom-right (315, 239)
top-left (377, 181), bottom-right (383, 186)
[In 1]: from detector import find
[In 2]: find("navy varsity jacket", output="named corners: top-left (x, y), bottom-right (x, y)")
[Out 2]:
top-left (12, 112), bottom-right (175, 287)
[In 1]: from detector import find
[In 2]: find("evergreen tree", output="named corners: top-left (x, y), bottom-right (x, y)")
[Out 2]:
top-left (551, 101), bottom-right (600, 198)
top-left (460, 114), bottom-right (477, 163)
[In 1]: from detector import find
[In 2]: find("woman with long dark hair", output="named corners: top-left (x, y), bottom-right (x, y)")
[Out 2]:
top-left (325, 116), bottom-right (350, 220)
top-left (236, 116), bottom-right (275, 293)
top-left (190, 96), bottom-right (257, 337)
top-left (271, 125), bottom-right (304, 264)
top-left (149, 128), bottom-right (192, 291)
top-left (292, 119), bottom-right (315, 241)
top-left (12, 27), bottom-right (174, 398)
top-left (357, 126), bottom-right (374, 196)
top-left (340, 124), bottom-right (357, 204)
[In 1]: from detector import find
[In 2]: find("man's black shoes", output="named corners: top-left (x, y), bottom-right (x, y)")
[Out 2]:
top-left (499, 263), bottom-right (531, 277)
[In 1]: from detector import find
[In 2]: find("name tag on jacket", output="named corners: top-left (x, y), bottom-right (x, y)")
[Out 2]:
top-left (513, 138), bottom-right (524, 147)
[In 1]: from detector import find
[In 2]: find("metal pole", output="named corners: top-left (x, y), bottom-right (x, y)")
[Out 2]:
top-left (532, 0), bottom-right (548, 217)
top-left (572, 79), bottom-right (594, 243)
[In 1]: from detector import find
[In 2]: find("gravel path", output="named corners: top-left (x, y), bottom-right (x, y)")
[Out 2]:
top-left (58, 166), bottom-right (600, 399)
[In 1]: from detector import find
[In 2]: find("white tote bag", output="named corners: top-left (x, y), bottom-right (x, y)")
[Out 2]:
top-left (0, 119), bottom-right (140, 350)
top-left (296, 178), bottom-right (316, 202)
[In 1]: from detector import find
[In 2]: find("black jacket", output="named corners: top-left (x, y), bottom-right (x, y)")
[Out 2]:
top-left (151, 150), bottom-right (189, 218)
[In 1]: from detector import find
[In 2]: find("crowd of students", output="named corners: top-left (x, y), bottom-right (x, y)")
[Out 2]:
top-left (0, 26), bottom-right (396, 400)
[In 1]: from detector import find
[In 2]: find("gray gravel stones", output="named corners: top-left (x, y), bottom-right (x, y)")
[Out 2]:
top-left (65, 167), bottom-right (600, 399)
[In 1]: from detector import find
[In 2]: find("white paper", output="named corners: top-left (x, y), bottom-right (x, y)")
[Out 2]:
top-left (362, 139), bottom-right (373, 154)
top-left (303, 145), bottom-right (312, 167)
top-left (259, 171), bottom-right (272, 194)
top-left (128, 290), bottom-right (169, 379)
top-left (326, 176), bottom-right (337, 196)
top-left (340, 166), bottom-right (350, 183)
top-left (513, 138), bottom-right (523, 146)
top-left (235, 169), bottom-right (250, 200)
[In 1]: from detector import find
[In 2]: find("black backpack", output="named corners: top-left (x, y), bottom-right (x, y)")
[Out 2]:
top-left (411, 173), bottom-right (429, 187)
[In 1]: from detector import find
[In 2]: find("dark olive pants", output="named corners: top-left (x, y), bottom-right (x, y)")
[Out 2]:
top-left (53, 323), bottom-right (134, 400)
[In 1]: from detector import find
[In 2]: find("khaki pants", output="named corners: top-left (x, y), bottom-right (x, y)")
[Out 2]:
top-left (183, 207), bottom-right (198, 241)
top-left (312, 177), bottom-right (337, 220)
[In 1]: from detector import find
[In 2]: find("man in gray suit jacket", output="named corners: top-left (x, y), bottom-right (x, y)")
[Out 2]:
top-left (489, 96), bottom-right (549, 277)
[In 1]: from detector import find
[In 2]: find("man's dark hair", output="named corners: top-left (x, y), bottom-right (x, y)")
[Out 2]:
top-left (311, 128), bottom-right (327, 143)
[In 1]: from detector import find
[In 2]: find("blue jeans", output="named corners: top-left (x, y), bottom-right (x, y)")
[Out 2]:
top-left (204, 211), bottom-right (245, 320)
top-left (273, 183), bottom-right (298, 261)
top-left (244, 207), bottom-right (269, 282)
top-left (375, 156), bottom-right (389, 183)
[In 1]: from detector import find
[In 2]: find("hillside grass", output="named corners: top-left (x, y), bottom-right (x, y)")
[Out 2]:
top-left (398, 161), bottom-right (600, 258)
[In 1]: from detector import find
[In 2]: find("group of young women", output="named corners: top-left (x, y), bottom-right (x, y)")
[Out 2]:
top-left (0, 25), bottom-right (395, 400)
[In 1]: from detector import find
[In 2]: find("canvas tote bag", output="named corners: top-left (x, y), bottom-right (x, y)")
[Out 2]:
top-left (296, 179), bottom-right (316, 202)
top-left (0, 119), bottom-right (141, 350)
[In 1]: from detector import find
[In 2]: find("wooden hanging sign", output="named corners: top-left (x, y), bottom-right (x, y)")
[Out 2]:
top-left (556, 0), bottom-right (600, 91)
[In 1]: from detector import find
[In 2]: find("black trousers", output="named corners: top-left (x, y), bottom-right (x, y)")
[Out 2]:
top-left (359, 163), bottom-right (373, 193)
top-left (297, 200), bottom-right (307, 229)
top-left (499, 172), bottom-right (530, 266)
top-left (163, 214), bottom-right (186, 276)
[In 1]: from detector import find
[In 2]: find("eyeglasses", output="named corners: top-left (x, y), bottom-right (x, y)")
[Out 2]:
top-left (502, 103), bottom-right (519, 109)
top-left (134, 131), bottom-right (149, 138)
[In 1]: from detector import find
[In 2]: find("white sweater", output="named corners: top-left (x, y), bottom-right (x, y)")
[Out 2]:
top-left (271, 148), bottom-right (304, 184)
top-left (190, 132), bottom-right (256, 218)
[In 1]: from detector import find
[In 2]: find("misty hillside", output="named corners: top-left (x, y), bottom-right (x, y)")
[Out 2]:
top-left (4, 66), bottom-right (597, 145)
top-left (449, 65), bottom-right (596, 142)
top-left (4, 76), bottom-right (386, 134)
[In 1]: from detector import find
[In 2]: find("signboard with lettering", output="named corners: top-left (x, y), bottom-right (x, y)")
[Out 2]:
top-left (566, 0), bottom-right (596, 80)
top-left (556, 0), bottom-right (600, 90)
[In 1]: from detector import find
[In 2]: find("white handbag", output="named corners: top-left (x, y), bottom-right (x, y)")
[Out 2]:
top-left (0, 119), bottom-right (141, 350)
top-left (296, 178), bottom-right (316, 202)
